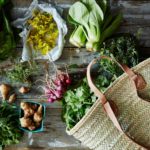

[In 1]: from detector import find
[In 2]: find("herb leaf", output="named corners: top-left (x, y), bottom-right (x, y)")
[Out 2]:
top-left (0, 102), bottom-right (23, 148)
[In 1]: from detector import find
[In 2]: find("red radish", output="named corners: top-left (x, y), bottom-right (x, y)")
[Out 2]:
top-left (66, 78), bottom-right (71, 85)
top-left (56, 85), bottom-right (63, 91)
top-left (47, 94), bottom-right (54, 98)
top-left (51, 95), bottom-right (57, 99)
top-left (54, 79), bottom-right (62, 86)
top-left (42, 66), bottom-right (72, 103)
top-left (48, 98), bottom-right (55, 103)
top-left (58, 74), bottom-right (65, 81)
top-left (53, 90), bottom-right (62, 99)
top-left (44, 88), bottom-right (51, 94)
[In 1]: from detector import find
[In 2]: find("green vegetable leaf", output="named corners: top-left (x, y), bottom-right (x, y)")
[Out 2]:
top-left (69, 2), bottom-right (89, 26)
top-left (68, 0), bottom-right (122, 51)
top-left (81, 0), bottom-right (104, 21)
top-left (100, 34), bottom-right (139, 68)
top-left (98, 0), bottom-right (108, 14)
top-left (67, 15), bottom-right (80, 26)
top-left (0, 9), bottom-right (16, 61)
top-left (100, 13), bottom-right (123, 44)
top-left (102, 13), bottom-right (113, 30)
top-left (89, 11), bottom-right (101, 41)
top-left (69, 25), bottom-right (87, 47)
top-left (0, 102), bottom-right (23, 147)
top-left (0, 0), bottom-right (7, 7)
top-left (2, 10), bottom-right (12, 34)
top-left (69, 1), bottom-right (103, 43)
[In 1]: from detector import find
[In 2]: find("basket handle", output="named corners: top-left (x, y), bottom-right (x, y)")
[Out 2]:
top-left (87, 56), bottom-right (148, 149)
top-left (88, 55), bottom-right (146, 99)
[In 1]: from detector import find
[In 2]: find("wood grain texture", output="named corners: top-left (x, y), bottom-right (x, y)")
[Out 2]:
top-left (1, 0), bottom-right (150, 149)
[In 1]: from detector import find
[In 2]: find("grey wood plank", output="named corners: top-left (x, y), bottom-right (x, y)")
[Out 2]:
top-left (0, 47), bottom-right (99, 69)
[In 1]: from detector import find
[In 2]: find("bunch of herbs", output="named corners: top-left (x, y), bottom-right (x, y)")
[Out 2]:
top-left (0, 102), bottom-right (23, 148)
top-left (100, 34), bottom-right (139, 67)
top-left (6, 61), bottom-right (39, 84)
top-left (62, 73), bottom-right (116, 130)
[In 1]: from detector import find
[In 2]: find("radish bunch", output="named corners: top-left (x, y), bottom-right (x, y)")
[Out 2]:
top-left (44, 72), bottom-right (71, 103)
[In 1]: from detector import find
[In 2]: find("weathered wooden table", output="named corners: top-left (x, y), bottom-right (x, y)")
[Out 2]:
top-left (1, 0), bottom-right (150, 150)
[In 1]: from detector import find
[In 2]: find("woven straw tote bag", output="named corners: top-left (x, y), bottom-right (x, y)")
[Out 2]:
top-left (67, 56), bottom-right (150, 150)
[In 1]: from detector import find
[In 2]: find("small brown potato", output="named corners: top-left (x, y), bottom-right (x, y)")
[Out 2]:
top-left (20, 117), bottom-right (32, 128)
top-left (20, 102), bottom-right (43, 131)
top-left (24, 108), bottom-right (35, 117)
top-left (20, 102), bottom-right (30, 110)
top-left (20, 102), bottom-right (35, 117)
top-left (19, 87), bottom-right (30, 94)
top-left (8, 94), bottom-right (17, 104)
top-left (37, 105), bottom-right (43, 114)
top-left (0, 84), bottom-right (11, 100)
top-left (31, 104), bottom-right (38, 110)
top-left (33, 105), bottom-right (43, 123)
top-left (33, 112), bottom-right (42, 123)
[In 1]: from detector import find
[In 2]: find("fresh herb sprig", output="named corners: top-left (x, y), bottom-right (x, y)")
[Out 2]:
top-left (6, 61), bottom-right (39, 84)
top-left (0, 102), bottom-right (23, 148)
top-left (62, 75), bottom-right (114, 130)
top-left (100, 34), bottom-right (139, 68)
top-left (62, 78), bottom-right (96, 129)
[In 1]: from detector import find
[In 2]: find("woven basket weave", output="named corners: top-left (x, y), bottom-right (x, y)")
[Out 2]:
top-left (67, 57), bottom-right (150, 150)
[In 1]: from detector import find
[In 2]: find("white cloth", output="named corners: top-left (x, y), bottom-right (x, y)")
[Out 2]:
top-left (13, 0), bottom-right (68, 62)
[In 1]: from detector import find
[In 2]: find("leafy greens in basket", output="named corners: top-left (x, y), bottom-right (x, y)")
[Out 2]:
top-left (62, 34), bottom-right (139, 130)
top-left (62, 77), bottom-right (114, 130)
